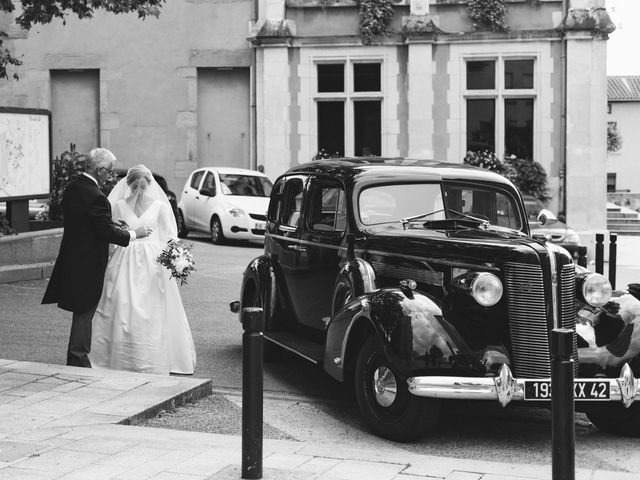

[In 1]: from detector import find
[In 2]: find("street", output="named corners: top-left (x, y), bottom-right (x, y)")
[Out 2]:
top-left (2, 235), bottom-right (640, 473)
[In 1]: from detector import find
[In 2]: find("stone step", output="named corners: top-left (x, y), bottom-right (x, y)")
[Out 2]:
top-left (607, 219), bottom-right (640, 225)
top-left (607, 212), bottom-right (639, 219)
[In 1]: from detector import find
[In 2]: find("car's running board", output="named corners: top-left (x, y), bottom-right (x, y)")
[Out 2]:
top-left (263, 332), bottom-right (323, 364)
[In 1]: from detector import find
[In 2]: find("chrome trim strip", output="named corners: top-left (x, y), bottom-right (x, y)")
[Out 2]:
top-left (263, 334), bottom-right (319, 364)
top-left (543, 242), bottom-right (559, 329)
top-left (407, 363), bottom-right (640, 407)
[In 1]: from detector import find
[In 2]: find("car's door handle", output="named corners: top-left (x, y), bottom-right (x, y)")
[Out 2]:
top-left (287, 244), bottom-right (306, 252)
top-left (195, 196), bottom-right (200, 200)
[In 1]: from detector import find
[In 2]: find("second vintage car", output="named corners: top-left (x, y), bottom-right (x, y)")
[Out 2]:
top-left (237, 157), bottom-right (640, 441)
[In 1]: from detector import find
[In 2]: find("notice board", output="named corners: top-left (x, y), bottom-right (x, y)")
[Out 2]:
top-left (0, 107), bottom-right (51, 201)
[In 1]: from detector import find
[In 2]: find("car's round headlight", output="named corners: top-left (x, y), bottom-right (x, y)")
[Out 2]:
top-left (471, 273), bottom-right (503, 307)
top-left (582, 273), bottom-right (612, 307)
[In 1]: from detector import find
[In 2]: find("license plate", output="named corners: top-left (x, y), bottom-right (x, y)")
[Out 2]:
top-left (524, 380), bottom-right (610, 401)
top-left (254, 222), bottom-right (266, 230)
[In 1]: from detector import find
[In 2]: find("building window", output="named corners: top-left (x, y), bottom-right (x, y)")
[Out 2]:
top-left (465, 58), bottom-right (536, 160)
top-left (316, 61), bottom-right (382, 157)
top-left (607, 102), bottom-right (612, 114)
top-left (607, 173), bottom-right (616, 193)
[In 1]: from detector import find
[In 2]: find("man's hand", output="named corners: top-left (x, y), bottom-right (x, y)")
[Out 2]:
top-left (134, 225), bottom-right (153, 238)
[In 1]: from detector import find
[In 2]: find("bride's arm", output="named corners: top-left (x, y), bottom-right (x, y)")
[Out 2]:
top-left (157, 202), bottom-right (178, 241)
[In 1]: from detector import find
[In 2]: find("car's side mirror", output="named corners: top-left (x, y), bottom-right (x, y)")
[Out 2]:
top-left (537, 208), bottom-right (556, 228)
top-left (199, 187), bottom-right (216, 197)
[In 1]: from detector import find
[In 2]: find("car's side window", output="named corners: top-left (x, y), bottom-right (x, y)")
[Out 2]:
top-left (279, 178), bottom-right (305, 228)
top-left (190, 171), bottom-right (204, 190)
top-left (201, 172), bottom-right (216, 196)
top-left (267, 179), bottom-right (284, 225)
top-left (309, 183), bottom-right (346, 233)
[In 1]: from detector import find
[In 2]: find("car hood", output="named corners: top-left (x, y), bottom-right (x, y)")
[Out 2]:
top-left (361, 224), bottom-right (560, 266)
top-left (222, 195), bottom-right (270, 214)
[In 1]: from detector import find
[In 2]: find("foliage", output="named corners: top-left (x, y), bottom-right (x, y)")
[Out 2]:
top-left (463, 151), bottom-right (550, 202)
top-left (0, 0), bottom-right (165, 80)
top-left (313, 149), bottom-right (343, 160)
top-left (49, 144), bottom-right (88, 221)
top-left (506, 156), bottom-right (550, 202)
top-left (0, 213), bottom-right (16, 237)
top-left (466, 0), bottom-right (508, 32)
top-left (608, 123), bottom-right (622, 152)
top-left (358, 0), bottom-right (394, 45)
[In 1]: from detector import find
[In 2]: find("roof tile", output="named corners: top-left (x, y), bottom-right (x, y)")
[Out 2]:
top-left (608, 76), bottom-right (640, 102)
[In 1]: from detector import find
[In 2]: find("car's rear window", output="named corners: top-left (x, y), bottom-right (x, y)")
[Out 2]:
top-left (219, 174), bottom-right (273, 197)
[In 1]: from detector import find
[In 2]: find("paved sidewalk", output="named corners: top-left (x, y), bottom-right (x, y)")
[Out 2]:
top-left (0, 359), bottom-right (637, 479)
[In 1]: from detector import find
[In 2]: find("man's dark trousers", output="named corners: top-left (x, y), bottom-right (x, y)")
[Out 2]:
top-left (66, 305), bottom-right (97, 367)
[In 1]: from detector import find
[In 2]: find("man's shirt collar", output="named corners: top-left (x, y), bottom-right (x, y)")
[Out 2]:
top-left (82, 172), bottom-right (99, 187)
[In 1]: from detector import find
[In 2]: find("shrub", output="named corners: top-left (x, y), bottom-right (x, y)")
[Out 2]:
top-left (313, 149), bottom-right (343, 160)
top-left (49, 144), bottom-right (88, 221)
top-left (466, 0), bottom-right (508, 32)
top-left (0, 213), bottom-right (16, 237)
top-left (607, 123), bottom-right (622, 152)
top-left (358, 0), bottom-right (394, 45)
top-left (463, 151), bottom-right (550, 202)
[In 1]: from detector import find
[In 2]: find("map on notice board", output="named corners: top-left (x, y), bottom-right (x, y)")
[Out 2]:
top-left (0, 109), bottom-right (50, 200)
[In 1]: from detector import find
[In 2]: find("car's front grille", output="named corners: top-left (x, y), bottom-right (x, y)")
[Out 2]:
top-left (249, 213), bottom-right (266, 221)
top-left (503, 258), bottom-right (577, 378)
top-left (504, 262), bottom-right (550, 378)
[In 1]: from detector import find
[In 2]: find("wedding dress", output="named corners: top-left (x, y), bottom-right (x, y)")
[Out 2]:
top-left (89, 167), bottom-right (196, 375)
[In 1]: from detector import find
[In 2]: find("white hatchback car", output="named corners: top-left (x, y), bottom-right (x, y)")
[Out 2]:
top-left (177, 167), bottom-right (273, 244)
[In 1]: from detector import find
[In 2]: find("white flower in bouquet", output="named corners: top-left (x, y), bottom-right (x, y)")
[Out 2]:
top-left (156, 239), bottom-right (196, 285)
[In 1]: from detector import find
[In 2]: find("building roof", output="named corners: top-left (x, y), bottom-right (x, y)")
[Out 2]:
top-left (608, 76), bottom-right (640, 102)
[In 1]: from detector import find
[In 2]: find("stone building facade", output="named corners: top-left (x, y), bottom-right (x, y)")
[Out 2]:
top-left (0, 0), bottom-right (614, 236)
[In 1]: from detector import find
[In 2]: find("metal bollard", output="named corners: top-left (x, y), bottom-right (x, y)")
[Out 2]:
top-left (551, 328), bottom-right (575, 480)
top-left (241, 307), bottom-right (264, 479)
top-left (609, 233), bottom-right (617, 290)
top-left (595, 233), bottom-right (604, 275)
top-left (576, 246), bottom-right (587, 268)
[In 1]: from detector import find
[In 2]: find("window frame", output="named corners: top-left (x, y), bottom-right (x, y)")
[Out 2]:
top-left (464, 55), bottom-right (537, 160)
top-left (314, 58), bottom-right (384, 157)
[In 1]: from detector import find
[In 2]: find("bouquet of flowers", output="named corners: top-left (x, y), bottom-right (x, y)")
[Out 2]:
top-left (156, 239), bottom-right (196, 285)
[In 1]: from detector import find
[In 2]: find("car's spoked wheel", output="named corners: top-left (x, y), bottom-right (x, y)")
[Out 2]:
top-left (177, 210), bottom-right (188, 238)
top-left (354, 336), bottom-right (440, 442)
top-left (210, 217), bottom-right (225, 244)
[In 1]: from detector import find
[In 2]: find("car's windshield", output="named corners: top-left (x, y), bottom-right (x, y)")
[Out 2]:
top-left (358, 182), bottom-right (523, 230)
top-left (219, 174), bottom-right (273, 197)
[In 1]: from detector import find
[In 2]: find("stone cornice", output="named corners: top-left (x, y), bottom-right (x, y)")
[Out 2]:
top-left (248, 19), bottom-right (296, 46)
top-left (558, 8), bottom-right (615, 39)
top-left (401, 14), bottom-right (446, 41)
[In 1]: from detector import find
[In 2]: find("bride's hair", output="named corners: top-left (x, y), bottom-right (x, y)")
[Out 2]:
top-left (126, 165), bottom-right (153, 187)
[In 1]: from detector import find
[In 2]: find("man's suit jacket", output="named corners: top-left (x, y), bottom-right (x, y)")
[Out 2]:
top-left (42, 175), bottom-right (131, 313)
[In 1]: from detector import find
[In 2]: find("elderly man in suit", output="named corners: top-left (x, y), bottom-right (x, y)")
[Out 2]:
top-left (42, 148), bottom-right (152, 367)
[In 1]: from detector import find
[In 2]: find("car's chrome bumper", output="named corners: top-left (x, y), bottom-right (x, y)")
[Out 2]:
top-left (407, 363), bottom-right (640, 407)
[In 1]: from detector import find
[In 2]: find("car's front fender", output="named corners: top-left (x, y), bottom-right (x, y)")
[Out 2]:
top-left (324, 287), bottom-right (485, 381)
top-left (240, 255), bottom-right (278, 328)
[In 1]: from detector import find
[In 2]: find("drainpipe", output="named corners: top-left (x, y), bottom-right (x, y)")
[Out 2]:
top-left (250, 0), bottom-right (258, 170)
top-left (560, 0), bottom-right (568, 218)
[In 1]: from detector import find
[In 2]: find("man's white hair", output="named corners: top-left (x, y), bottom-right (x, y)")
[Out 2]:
top-left (86, 148), bottom-right (116, 172)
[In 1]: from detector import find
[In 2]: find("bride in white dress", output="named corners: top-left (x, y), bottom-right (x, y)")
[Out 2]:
top-left (89, 165), bottom-right (196, 375)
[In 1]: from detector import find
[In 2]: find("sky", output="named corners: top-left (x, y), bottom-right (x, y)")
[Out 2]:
top-left (606, 0), bottom-right (640, 75)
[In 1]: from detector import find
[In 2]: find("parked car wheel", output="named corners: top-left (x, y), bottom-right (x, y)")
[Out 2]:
top-left (177, 210), bottom-right (189, 238)
top-left (354, 336), bottom-right (441, 442)
top-left (210, 216), bottom-right (225, 244)
top-left (586, 404), bottom-right (640, 437)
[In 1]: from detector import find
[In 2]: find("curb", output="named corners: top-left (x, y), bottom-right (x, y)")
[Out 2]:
top-left (119, 378), bottom-right (214, 426)
top-left (0, 262), bottom-right (54, 283)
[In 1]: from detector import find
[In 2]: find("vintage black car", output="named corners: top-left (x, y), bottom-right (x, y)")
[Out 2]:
top-left (237, 158), bottom-right (640, 441)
